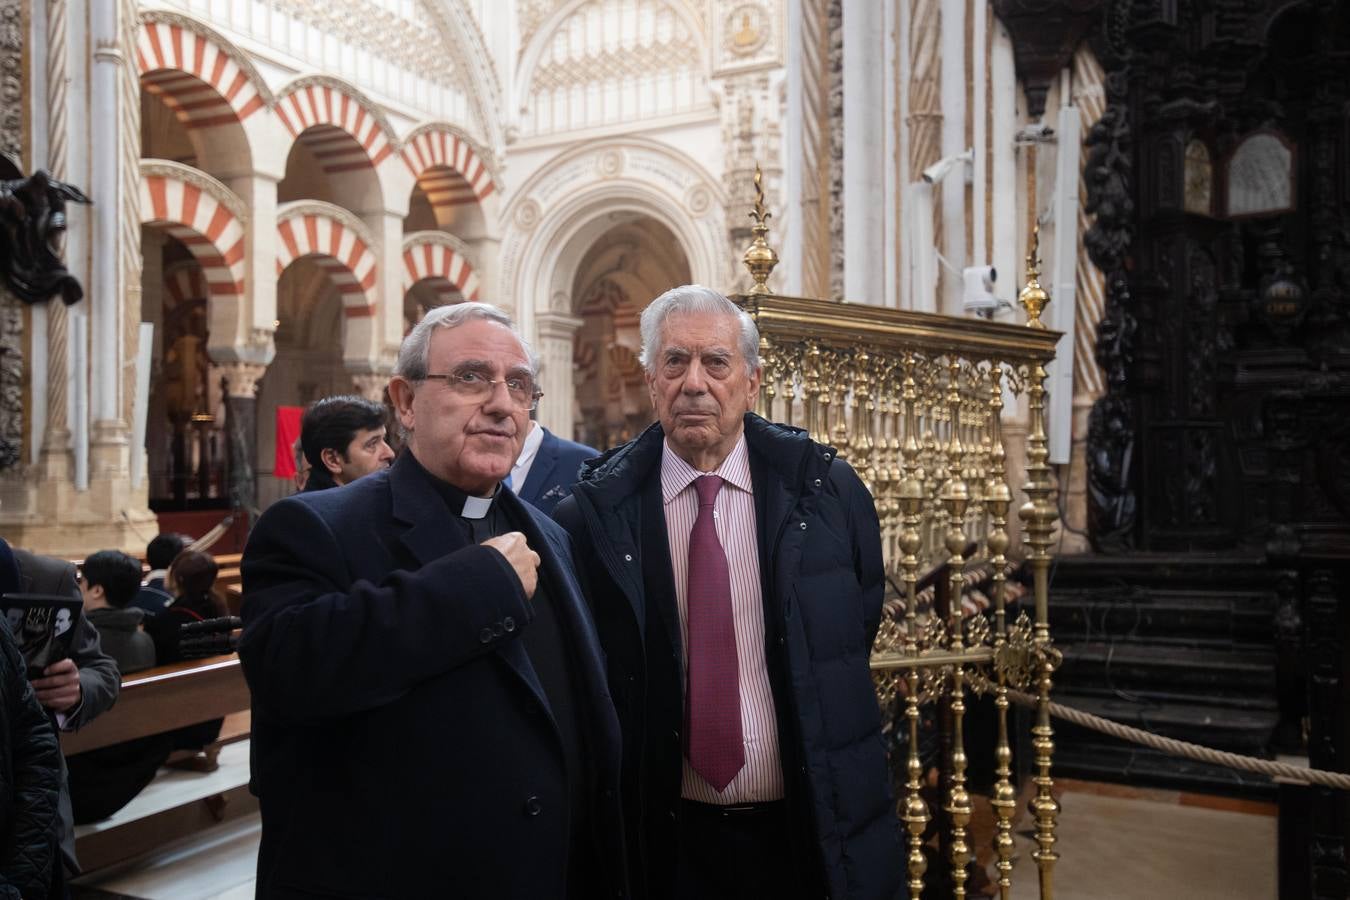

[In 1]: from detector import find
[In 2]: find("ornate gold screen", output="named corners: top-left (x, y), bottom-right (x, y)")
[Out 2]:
top-left (731, 195), bottom-right (1062, 899)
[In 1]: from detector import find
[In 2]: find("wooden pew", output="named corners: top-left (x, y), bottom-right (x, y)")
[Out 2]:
top-left (64, 654), bottom-right (257, 873)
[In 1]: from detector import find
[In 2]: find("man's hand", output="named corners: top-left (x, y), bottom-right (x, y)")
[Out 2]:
top-left (482, 532), bottom-right (541, 599)
top-left (33, 658), bottom-right (82, 713)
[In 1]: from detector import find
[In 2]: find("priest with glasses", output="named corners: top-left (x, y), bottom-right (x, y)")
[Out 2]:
top-left (239, 303), bottom-right (627, 899)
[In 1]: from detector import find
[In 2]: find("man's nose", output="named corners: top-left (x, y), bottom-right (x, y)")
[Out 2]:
top-left (377, 441), bottom-right (394, 463)
top-left (482, 378), bottom-right (515, 415)
top-left (680, 360), bottom-right (708, 393)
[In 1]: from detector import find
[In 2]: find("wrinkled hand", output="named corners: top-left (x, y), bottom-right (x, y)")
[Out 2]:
top-left (33, 658), bottom-right (81, 713)
top-left (482, 531), bottom-right (541, 600)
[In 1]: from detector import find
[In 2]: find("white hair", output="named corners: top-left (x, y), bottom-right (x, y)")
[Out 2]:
top-left (638, 284), bottom-right (760, 375)
top-left (394, 302), bottom-right (539, 381)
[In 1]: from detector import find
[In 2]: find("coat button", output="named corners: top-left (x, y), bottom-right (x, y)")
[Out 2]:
top-left (671, 729), bottom-right (680, 744)
top-left (800, 522), bottom-right (807, 530)
top-left (524, 796), bottom-right (543, 816)
top-left (624, 553), bottom-right (633, 562)
top-left (823, 452), bottom-right (832, 461)
top-left (814, 478), bottom-right (822, 487)
top-left (503, 617), bottom-right (516, 632)
top-left (479, 627), bottom-right (493, 643)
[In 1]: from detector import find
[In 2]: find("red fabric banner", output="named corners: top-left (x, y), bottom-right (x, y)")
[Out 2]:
top-left (274, 406), bottom-right (304, 478)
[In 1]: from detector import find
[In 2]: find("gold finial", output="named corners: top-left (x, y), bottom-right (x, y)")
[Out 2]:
top-left (742, 163), bottom-right (779, 294)
top-left (1018, 223), bottom-right (1050, 328)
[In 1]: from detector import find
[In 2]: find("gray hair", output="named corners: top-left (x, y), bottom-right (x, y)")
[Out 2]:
top-left (394, 302), bottom-right (539, 381)
top-left (638, 284), bottom-right (760, 375)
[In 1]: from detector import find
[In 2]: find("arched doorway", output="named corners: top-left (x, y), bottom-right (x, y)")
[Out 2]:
top-left (570, 215), bottom-right (691, 448)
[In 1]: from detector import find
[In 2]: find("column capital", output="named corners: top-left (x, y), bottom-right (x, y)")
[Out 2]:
top-left (351, 372), bottom-right (391, 403)
top-left (219, 361), bottom-right (268, 398)
top-left (535, 311), bottom-right (584, 339)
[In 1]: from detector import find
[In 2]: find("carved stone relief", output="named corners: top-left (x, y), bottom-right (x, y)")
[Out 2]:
top-left (0, 286), bottom-right (22, 470)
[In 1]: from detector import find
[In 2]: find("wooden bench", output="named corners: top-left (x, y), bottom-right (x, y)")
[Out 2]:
top-left (64, 654), bottom-right (257, 873)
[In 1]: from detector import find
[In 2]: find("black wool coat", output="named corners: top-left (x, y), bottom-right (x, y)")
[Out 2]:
top-left (240, 452), bottom-right (628, 899)
top-left (554, 414), bottom-right (901, 900)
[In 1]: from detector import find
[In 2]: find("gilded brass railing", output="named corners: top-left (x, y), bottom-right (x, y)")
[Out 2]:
top-left (731, 172), bottom-right (1062, 898)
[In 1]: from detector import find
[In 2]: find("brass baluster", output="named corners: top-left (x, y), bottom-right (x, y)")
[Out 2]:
top-left (757, 335), bottom-right (774, 419)
top-left (1020, 235), bottom-right (1060, 898)
top-left (939, 357), bottom-right (973, 899)
top-left (833, 350), bottom-right (853, 460)
top-left (985, 364), bottom-right (1016, 898)
top-left (854, 350), bottom-right (876, 495)
top-left (897, 352), bottom-right (929, 897)
top-left (804, 342), bottom-right (822, 442)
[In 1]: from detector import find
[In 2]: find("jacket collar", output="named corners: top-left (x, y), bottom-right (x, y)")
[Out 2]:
top-left (390, 452), bottom-right (470, 568)
top-left (577, 413), bottom-right (833, 501)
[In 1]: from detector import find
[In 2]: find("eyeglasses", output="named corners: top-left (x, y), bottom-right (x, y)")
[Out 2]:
top-left (422, 371), bottom-right (543, 411)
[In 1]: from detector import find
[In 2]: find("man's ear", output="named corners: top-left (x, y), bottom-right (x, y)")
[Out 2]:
top-left (320, 446), bottom-right (345, 476)
top-left (388, 377), bottom-right (417, 433)
top-left (86, 583), bottom-right (105, 603)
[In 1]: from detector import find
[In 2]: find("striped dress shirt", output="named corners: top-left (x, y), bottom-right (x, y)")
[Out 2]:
top-left (661, 434), bottom-right (785, 803)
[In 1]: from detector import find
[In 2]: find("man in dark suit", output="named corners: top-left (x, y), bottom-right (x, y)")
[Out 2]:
top-left (2, 538), bottom-right (121, 885)
top-left (510, 420), bottom-right (597, 516)
top-left (554, 285), bottom-right (900, 900)
top-left (240, 302), bottom-right (627, 899)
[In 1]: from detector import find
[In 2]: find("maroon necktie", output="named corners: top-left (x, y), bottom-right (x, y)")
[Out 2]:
top-left (684, 474), bottom-right (744, 791)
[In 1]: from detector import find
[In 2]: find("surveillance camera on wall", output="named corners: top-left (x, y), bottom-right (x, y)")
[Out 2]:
top-left (921, 148), bottom-right (974, 185)
top-left (962, 265), bottom-right (1008, 318)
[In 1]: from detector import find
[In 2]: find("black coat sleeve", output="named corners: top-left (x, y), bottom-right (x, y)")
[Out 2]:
top-left (837, 461), bottom-right (886, 645)
top-left (239, 497), bottom-right (536, 726)
top-left (0, 627), bottom-right (61, 897)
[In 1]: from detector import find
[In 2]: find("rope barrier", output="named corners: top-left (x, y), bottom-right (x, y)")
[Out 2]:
top-left (1006, 689), bottom-right (1350, 791)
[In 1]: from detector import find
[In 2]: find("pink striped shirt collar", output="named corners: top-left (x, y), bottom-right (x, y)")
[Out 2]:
top-left (660, 433), bottom-right (753, 504)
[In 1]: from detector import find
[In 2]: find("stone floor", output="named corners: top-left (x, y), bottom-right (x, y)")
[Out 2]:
top-left (73, 775), bottom-right (1277, 899)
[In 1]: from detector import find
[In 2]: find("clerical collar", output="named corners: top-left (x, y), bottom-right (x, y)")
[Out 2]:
top-left (407, 451), bottom-right (502, 519)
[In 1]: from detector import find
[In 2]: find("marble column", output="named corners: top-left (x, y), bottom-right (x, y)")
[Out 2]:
top-left (535, 311), bottom-right (583, 441)
top-left (221, 362), bottom-right (266, 517)
top-left (841, 0), bottom-right (885, 305)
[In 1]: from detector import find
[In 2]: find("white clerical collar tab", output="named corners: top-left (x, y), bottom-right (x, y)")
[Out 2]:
top-left (461, 495), bottom-right (493, 520)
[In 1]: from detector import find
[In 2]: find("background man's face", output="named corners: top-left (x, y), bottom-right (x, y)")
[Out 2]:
top-left (334, 426), bottom-right (394, 485)
top-left (646, 311), bottom-right (760, 467)
top-left (394, 319), bottom-right (531, 495)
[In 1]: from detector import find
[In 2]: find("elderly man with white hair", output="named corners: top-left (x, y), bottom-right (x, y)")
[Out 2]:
top-left (240, 303), bottom-right (627, 899)
top-left (555, 285), bottom-right (900, 900)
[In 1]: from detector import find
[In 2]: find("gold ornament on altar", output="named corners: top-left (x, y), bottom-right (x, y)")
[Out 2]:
top-left (1018, 224), bottom-right (1050, 328)
top-left (742, 164), bottom-right (779, 294)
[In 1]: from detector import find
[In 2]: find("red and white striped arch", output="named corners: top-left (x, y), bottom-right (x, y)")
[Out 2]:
top-left (137, 17), bottom-right (267, 129)
top-left (276, 81), bottom-right (395, 172)
top-left (163, 263), bottom-right (208, 309)
top-left (276, 207), bottom-right (379, 317)
top-left (140, 171), bottom-right (247, 302)
top-left (402, 235), bottom-right (480, 303)
top-left (402, 126), bottom-right (497, 221)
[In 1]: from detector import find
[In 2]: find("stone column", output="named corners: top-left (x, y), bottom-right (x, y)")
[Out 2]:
top-left (359, 208), bottom-right (403, 371)
top-left (841, 0), bottom-right (885, 305)
top-left (89, 1), bottom-right (127, 457)
top-left (221, 171), bottom-right (279, 348)
top-left (221, 362), bottom-right (266, 517)
top-left (535, 311), bottom-right (583, 441)
top-left (465, 234), bottom-right (502, 307)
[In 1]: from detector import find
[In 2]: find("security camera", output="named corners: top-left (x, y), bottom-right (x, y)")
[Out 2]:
top-left (962, 265), bottom-right (1008, 319)
top-left (921, 148), bottom-right (974, 185)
